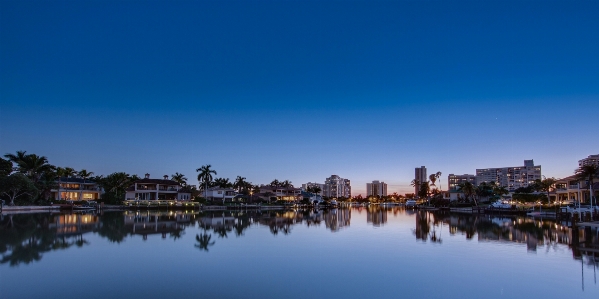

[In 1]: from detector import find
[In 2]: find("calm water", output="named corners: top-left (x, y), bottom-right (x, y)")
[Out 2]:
top-left (1, 207), bottom-right (598, 299)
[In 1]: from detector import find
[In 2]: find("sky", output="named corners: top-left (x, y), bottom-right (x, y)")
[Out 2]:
top-left (1, 1), bottom-right (598, 195)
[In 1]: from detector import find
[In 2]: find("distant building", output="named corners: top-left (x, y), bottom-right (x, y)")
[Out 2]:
top-left (415, 166), bottom-right (427, 194)
top-left (447, 174), bottom-right (476, 191)
top-left (125, 174), bottom-right (191, 201)
top-left (366, 180), bottom-right (387, 197)
top-left (323, 175), bottom-right (351, 198)
top-left (579, 154), bottom-right (599, 167)
top-left (475, 160), bottom-right (541, 192)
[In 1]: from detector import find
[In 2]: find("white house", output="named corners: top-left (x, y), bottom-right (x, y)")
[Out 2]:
top-left (125, 174), bottom-right (191, 201)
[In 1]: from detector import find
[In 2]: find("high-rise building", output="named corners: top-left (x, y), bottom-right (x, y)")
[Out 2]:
top-left (476, 159), bottom-right (541, 192)
top-left (323, 175), bottom-right (351, 198)
top-left (447, 174), bottom-right (476, 191)
top-left (579, 154), bottom-right (599, 167)
top-left (366, 180), bottom-right (388, 197)
top-left (414, 166), bottom-right (427, 194)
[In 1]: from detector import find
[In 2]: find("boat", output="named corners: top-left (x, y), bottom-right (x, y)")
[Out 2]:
top-left (405, 200), bottom-right (417, 207)
top-left (489, 201), bottom-right (512, 209)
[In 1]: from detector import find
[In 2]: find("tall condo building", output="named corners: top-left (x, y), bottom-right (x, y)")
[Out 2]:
top-left (475, 160), bottom-right (541, 192)
top-left (414, 166), bottom-right (427, 194)
top-left (366, 180), bottom-right (388, 197)
top-left (323, 175), bottom-right (351, 198)
top-left (579, 154), bottom-right (599, 167)
top-left (447, 174), bottom-right (476, 191)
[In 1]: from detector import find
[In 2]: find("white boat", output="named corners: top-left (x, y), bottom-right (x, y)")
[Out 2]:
top-left (405, 200), bottom-right (417, 207)
top-left (490, 201), bottom-right (512, 209)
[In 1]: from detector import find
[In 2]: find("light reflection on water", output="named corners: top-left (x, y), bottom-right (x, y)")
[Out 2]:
top-left (1, 207), bottom-right (597, 299)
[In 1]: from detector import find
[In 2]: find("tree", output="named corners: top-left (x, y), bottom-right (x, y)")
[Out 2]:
top-left (410, 179), bottom-right (420, 194)
top-left (307, 185), bottom-right (321, 195)
top-left (458, 181), bottom-right (477, 206)
top-left (429, 171), bottom-right (442, 189)
top-left (281, 180), bottom-right (293, 188)
top-left (171, 172), bottom-right (187, 186)
top-left (196, 165), bottom-right (217, 198)
top-left (96, 172), bottom-right (135, 203)
top-left (418, 181), bottom-right (430, 200)
top-left (0, 173), bottom-right (39, 206)
top-left (59, 167), bottom-right (77, 178)
top-left (575, 164), bottom-right (599, 206)
top-left (78, 169), bottom-right (94, 183)
top-left (533, 177), bottom-right (557, 204)
top-left (270, 179), bottom-right (281, 187)
top-left (0, 158), bottom-right (12, 177)
top-left (195, 233), bottom-right (215, 252)
top-left (475, 182), bottom-right (494, 202)
top-left (493, 185), bottom-right (509, 199)
top-left (234, 176), bottom-right (247, 193)
top-left (213, 177), bottom-right (232, 188)
top-left (36, 171), bottom-right (58, 203)
top-left (4, 151), bottom-right (54, 183)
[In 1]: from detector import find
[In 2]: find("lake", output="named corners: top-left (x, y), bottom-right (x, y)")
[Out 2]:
top-left (1, 207), bottom-right (597, 299)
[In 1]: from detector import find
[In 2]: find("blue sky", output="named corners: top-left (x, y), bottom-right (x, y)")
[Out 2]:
top-left (1, 1), bottom-right (598, 195)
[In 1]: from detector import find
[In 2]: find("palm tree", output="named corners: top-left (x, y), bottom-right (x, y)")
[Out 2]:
top-left (194, 233), bottom-right (215, 252)
top-left (458, 181), bottom-right (477, 206)
top-left (429, 174), bottom-right (437, 187)
top-left (213, 177), bottom-right (232, 188)
top-left (5, 151), bottom-right (54, 183)
top-left (575, 164), bottom-right (599, 207)
top-left (307, 185), bottom-right (321, 196)
top-left (534, 176), bottom-right (557, 204)
top-left (281, 180), bottom-right (293, 188)
top-left (270, 179), bottom-right (281, 187)
top-left (196, 165), bottom-right (217, 198)
top-left (234, 176), bottom-right (247, 193)
top-left (434, 171), bottom-right (442, 190)
top-left (78, 169), bottom-right (94, 183)
top-left (58, 167), bottom-right (77, 179)
top-left (3, 150), bottom-right (27, 167)
top-left (96, 172), bottom-right (134, 202)
top-left (410, 179), bottom-right (420, 193)
top-left (171, 172), bottom-right (187, 186)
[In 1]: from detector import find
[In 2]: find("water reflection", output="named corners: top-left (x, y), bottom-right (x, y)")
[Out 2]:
top-left (0, 213), bottom-right (93, 266)
top-left (412, 210), bottom-right (599, 261)
top-left (1, 208), bottom-right (598, 269)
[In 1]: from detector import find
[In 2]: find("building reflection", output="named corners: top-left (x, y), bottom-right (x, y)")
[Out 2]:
top-left (367, 206), bottom-right (387, 227)
top-left (425, 211), bottom-right (598, 260)
top-left (1, 208), bottom-right (596, 268)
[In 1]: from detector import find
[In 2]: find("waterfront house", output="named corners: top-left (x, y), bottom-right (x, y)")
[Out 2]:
top-left (204, 187), bottom-right (237, 202)
top-left (552, 175), bottom-right (599, 204)
top-left (125, 174), bottom-right (191, 201)
top-left (258, 185), bottom-right (302, 201)
top-left (51, 177), bottom-right (102, 201)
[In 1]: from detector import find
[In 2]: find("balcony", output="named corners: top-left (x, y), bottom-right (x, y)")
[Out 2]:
top-left (137, 185), bottom-right (157, 190)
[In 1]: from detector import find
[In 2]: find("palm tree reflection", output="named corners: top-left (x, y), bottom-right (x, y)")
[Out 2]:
top-left (195, 233), bottom-right (215, 252)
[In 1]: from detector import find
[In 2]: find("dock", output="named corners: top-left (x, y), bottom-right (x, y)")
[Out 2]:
top-left (576, 221), bottom-right (599, 228)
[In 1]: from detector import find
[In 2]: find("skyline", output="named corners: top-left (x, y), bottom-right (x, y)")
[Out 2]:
top-left (1, 1), bottom-right (599, 195)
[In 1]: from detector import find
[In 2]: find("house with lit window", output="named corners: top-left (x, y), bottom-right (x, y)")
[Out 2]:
top-left (125, 174), bottom-right (191, 201)
top-left (257, 185), bottom-right (302, 202)
top-left (51, 177), bottom-right (102, 201)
